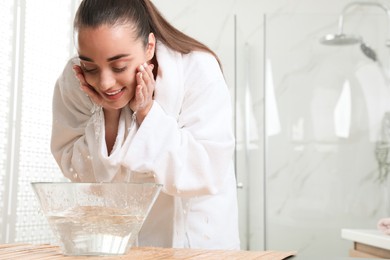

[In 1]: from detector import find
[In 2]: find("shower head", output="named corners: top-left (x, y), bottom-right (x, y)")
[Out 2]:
top-left (320, 33), bottom-right (362, 45)
top-left (360, 42), bottom-right (377, 61)
top-left (320, 1), bottom-right (390, 62)
top-left (319, 33), bottom-right (377, 61)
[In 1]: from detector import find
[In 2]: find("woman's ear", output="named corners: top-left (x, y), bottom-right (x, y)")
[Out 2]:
top-left (146, 32), bottom-right (156, 61)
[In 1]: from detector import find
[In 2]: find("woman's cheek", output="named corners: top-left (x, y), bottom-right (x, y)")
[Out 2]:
top-left (123, 71), bottom-right (137, 88)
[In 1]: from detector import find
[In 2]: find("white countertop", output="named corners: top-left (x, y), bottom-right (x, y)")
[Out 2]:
top-left (341, 229), bottom-right (390, 250)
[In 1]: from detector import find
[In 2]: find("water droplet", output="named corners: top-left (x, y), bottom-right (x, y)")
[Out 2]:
top-left (205, 216), bottom-right (209, 224)
top-left (203, 234), bottom-right (210, 240)
top-left (183, 210), bottom-right (187, 215)
top-left (69, 167), bottom-right (74, 172)
top-left (73, 173), bottom-right (78, 179)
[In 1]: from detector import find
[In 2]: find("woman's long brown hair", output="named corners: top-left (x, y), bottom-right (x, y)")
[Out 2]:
top-left (74, 0), bottom-right (221, 67)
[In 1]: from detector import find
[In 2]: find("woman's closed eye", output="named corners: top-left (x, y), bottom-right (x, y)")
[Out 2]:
top-left (81, 64), bottom-right (98, 74)
top-left (112, 66), bottom-right (127, 73)
top-left (82, 67), bottom-right (98, 74)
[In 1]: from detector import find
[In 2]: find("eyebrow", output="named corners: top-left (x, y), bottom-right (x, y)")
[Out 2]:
top-left (78, 54), bottom-right (130, 62)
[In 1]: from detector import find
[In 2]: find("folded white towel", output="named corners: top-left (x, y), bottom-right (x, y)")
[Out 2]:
top-left (377, 218), bottom-right (390, 235)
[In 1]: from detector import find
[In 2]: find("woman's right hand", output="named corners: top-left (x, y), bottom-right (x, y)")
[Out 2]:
top-left (73, 65), bottom-right (108, 109)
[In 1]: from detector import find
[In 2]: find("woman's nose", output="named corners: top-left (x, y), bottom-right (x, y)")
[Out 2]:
top-left (98, 71), bottom-right (116, 91)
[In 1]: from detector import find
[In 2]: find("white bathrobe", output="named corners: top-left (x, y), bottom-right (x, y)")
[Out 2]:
top-left (51, 42), bottom-right (240, 249)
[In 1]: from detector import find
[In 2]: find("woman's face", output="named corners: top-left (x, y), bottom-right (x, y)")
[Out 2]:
top-left (77, 24), bottom-right (155, 110)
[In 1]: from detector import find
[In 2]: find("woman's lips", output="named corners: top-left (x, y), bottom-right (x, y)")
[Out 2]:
top-left (104, 87), bottom-right (125, 100)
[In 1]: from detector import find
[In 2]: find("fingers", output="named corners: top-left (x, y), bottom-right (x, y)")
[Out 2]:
top-left (143, 62), bottom-right (155, 84)
top-left (137, 63), bottom-right (153, 92)
top-left (72, 65), bottom-right (87, 86)
top-left (130, 62), bottom-right (155, 124)
top-left (72, 65), bottom-right (102, 106)
top-left (135, 63), bottom-right (155, 107)
top-left (73, 65), bottom-right (91, 92)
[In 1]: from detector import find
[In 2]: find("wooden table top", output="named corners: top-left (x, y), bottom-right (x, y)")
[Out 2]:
top-left (0, 243), bottom-right (296, 259)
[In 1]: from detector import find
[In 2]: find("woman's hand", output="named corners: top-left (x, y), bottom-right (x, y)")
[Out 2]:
top-left (73, 65), bottom-right (116, 111)
top-left (73, 65), bottom-right (120, 153)
top-left (129, 62), bottom-right (155, 125)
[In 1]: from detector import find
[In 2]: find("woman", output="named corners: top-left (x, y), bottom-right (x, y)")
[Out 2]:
top-left (51, 0), bottom-right (240, 249)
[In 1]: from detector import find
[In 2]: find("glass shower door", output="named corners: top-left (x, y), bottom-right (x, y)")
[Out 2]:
top-left (265, 12), bottom-right (390, 256)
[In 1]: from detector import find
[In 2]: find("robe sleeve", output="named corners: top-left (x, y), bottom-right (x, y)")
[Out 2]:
top-left (51, 58), bottom-right (117, 182)
top-left (123, 51), bottom-right (235, 197)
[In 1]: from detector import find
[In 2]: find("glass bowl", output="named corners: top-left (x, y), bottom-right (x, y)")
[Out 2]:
top-left (31, 182), bottom-right (162, 256)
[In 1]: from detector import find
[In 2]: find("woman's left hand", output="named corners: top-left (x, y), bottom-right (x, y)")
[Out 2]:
top-left (129, 62), bottom-right (155, 125)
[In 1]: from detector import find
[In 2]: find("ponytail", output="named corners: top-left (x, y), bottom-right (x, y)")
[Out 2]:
top-left (142, 0), bottom-right (222, 68)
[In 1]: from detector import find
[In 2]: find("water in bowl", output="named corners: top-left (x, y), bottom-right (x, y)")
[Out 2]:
top-left (47, 205), bottom-right (144, 255)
